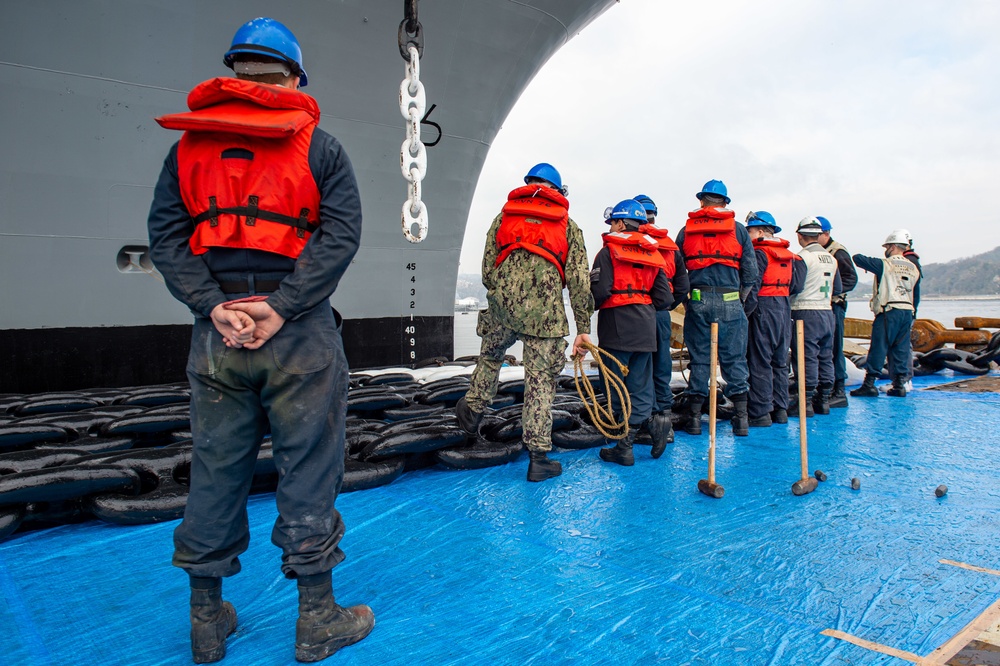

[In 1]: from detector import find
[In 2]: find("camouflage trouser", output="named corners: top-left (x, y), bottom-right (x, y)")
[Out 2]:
top-left (466, 309), bottom-right (567, 453)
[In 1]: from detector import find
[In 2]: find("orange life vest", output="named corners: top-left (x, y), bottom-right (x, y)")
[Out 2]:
top-left (681, 207), bottom-right (743, 270)
top-left (753, 237), bottom-right (799, 297)
top-left (599, 231), bottom-right (668, 309)
top-left (155, 77), bottom-right (322, 259)
top-left (638, 223), bottom-right (678, 280)
top-left (495, 185), bottom-right (570, 282)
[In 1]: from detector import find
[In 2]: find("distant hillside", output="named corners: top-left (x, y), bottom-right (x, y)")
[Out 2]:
top-left (920, 246), bottom-right (1000, 296)
top-left (456, 274), bottom-right (487, 303)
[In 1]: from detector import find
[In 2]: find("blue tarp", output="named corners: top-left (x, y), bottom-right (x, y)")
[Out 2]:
top-left (2, 373), bottom-right (999, 665)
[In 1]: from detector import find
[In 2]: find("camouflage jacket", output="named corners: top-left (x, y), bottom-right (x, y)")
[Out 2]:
top-left (481, 212), bottom-right (593, 338)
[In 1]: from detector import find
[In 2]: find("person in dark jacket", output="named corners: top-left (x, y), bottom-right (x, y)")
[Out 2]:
top-left (633, 194), bottom-right (689, 453)
top-left (816, 216), bottom-right (857, 407)
top-left (592, 199), bottom-right (672, 466)
top-left (674, 180), bottom-right (758, 437)
top-left (851, 229), bottom-right (922, 398)
top-left (147, 18), bottom-right (372, 663)
top-left (743, 212), bottom-right (806, 427)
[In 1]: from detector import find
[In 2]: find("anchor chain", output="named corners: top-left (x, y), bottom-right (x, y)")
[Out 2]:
top-left (399, 1), bottom-right (428, 243)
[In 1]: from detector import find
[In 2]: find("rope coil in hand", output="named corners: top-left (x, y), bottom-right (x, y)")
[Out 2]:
top-left (572, 341), bottom-right (632, 440)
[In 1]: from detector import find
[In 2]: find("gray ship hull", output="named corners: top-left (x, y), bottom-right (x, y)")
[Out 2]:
top-left (0, 0), bottom-right (616, 392)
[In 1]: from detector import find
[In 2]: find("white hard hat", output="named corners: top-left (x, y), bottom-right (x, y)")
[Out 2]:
top-left (796, 216), bottom-right (823, 235)
top-left (883, 229), bottom-right (912, 246)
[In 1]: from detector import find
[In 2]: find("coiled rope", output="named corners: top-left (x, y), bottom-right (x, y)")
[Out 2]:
top-left (572, 342), bottom-right (632, 440)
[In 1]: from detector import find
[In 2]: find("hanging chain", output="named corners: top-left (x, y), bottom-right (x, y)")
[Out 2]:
top-left (399, 2), bottom-right (427, 243)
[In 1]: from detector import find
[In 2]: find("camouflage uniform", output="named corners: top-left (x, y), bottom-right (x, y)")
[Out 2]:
top-left (465, 212), bottom-right (593, 452)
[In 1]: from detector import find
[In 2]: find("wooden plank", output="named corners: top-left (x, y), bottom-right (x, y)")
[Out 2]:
top-left (921, 596), bottom-right (1000, 665)
top-left (820, 629), bottom-right (922, 662)
top-left (940, 559), bottom-right (1000, 576)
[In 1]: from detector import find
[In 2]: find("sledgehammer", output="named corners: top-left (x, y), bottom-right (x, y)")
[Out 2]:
top-left (792, 319), bottom-right (818, 496)
top-left (698, 322), bottom-right (725, 499)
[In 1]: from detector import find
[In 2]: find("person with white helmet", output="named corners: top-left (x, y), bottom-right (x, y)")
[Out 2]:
top-left (633, 194), bottom-right (690, 449)
top-left (850, 230), bottom-right (922, 397)
top-left (674, 180), bottom-right (758, 437)
top-left (816, 216), bottom-right (858, 408)
top-left (591, 199), bottom-right (673, 465)
top-left (743, 212), bottom-right (806, 427)
top-left (147, 17), bottom-right (372, 662)
top-left (455, 163), bottom-right (594, 482)
top-left (789, 217), bottom-right (842, 417)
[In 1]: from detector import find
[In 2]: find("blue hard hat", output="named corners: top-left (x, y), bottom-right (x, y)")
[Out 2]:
top-left (746, 211), bottom-right (781, 234)
top-left (224, 17), bottom-right (309, 87)
top-left (633, 194), bottom-right (657, 216)
top-left (816, 216), bottom-right (832, 232)
top-left (604, 199), bottom-right (648, 225)
top-left (696, 179), bottom-right (730, 205)
top-left (524, 163), bottom-right (562, 190)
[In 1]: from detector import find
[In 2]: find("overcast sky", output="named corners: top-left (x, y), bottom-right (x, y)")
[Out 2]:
top-left (459, 0), bottom-right (1000, 274)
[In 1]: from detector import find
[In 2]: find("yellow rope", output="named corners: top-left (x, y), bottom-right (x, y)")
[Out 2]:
top-left (572, 341), bottom-right (632, 440)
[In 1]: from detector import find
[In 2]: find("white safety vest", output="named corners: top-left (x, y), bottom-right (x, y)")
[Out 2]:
top-left (870, 255), bottom-right (920, 314)
top-left (790, 243), bottom-right (837, 311)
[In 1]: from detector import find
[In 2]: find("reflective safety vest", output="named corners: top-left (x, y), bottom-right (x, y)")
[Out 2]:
top-left (871, 255), bottom-right (920, 314)
top-left (790, 243), bottom-right (837, 311)
top-left (495, 185), bottom-right (570, 283)
top-left (599, 231), bottom-right (668, 309)
top-left (638, 223), bottom-right (678, 281)
top-left (753, 237), bottom-right (799, 297)
top-left (155, 77), bottom-right (323, 259)
top-left (824, 238), bottom-right (851, 297)
top-left (681, 207), bottom-right (743, 270)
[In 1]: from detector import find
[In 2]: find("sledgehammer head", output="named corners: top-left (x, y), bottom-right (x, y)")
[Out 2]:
top-left (792, 477), bottom-right (819, 496)
top-left (698, 479), bottom-right (725, 499)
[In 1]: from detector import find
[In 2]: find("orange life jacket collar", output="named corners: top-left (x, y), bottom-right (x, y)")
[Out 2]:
top-left (638, 223), bottom-right (678, 280)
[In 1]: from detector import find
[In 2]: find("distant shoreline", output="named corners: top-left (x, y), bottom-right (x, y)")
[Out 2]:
top-left (921, 295), bottom-right (1000, 301)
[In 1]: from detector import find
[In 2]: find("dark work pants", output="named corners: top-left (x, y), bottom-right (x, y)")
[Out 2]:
top-left (747, 298), bottom-right (792, 419)
top-left (600, 348), bottom-right (655, 428)
top-left (791, 309), bottom-right (835, 390)
top-left (867, 308), bottom-right (914, 380)
top-left (174, 303), bottom-right (348, 579)
top-left (652, 309), bottom-right (674, 413)
top-left (832, 301), bottom-right (848, 383)
top-left (684, 292), bottom-right (749, 398)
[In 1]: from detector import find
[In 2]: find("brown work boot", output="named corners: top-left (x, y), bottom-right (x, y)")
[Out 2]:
top-left (189, 577), bottom-right (237, 664)
top-left (295, 572), bottom-right (374, 663)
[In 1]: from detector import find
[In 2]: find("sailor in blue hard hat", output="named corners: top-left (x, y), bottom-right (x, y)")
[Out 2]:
top-left (592, 199), bottom-right (673, 466)
top-left (788, 217), bottom-right (843, 417)
top-left (148, 15), bottom-right (374, 661)
top-left (630, 193), bottom-right (689, 448)
top-left (814, 216), bottom-right (858, 407)
top-left (743, 211), bottom-right (806, 426)
top-left (675, 180), bottom-right (757, 437)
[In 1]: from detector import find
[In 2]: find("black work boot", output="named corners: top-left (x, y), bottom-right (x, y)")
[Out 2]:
top-left (189, 577), bottom-right (237, 664)
top-left (647, 410), bottom-right (674, 459)
top-left (748, 413), bottom-right (772, 428)
top-left (829, 380), bottom-right (849, 408)
top-left (527, 449), bottom-right (562, 482)
top-left (851, 373), bottom-right (879, 397)
top-left (684, 399), bottom-right (704, 435)
top-left (813, 384), bottom-right (832, 415)
top-left (789, 390), bottom-right (815, 418)
top-left (770, 408), bottom-right (788, 424)
top-left (730, 393), bottom-right (749, 436)
top-left (295, 571), bottom-right (375, 663)
top-left (599, 430), bottom-right (635, 466)
top-left (886, 375), bottom-right (907, 397)
top-left (455, 396), bottom-right (483, 434)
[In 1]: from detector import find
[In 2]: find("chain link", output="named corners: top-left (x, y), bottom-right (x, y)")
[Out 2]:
top-left (399, 45), bottom-right (428, 243)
